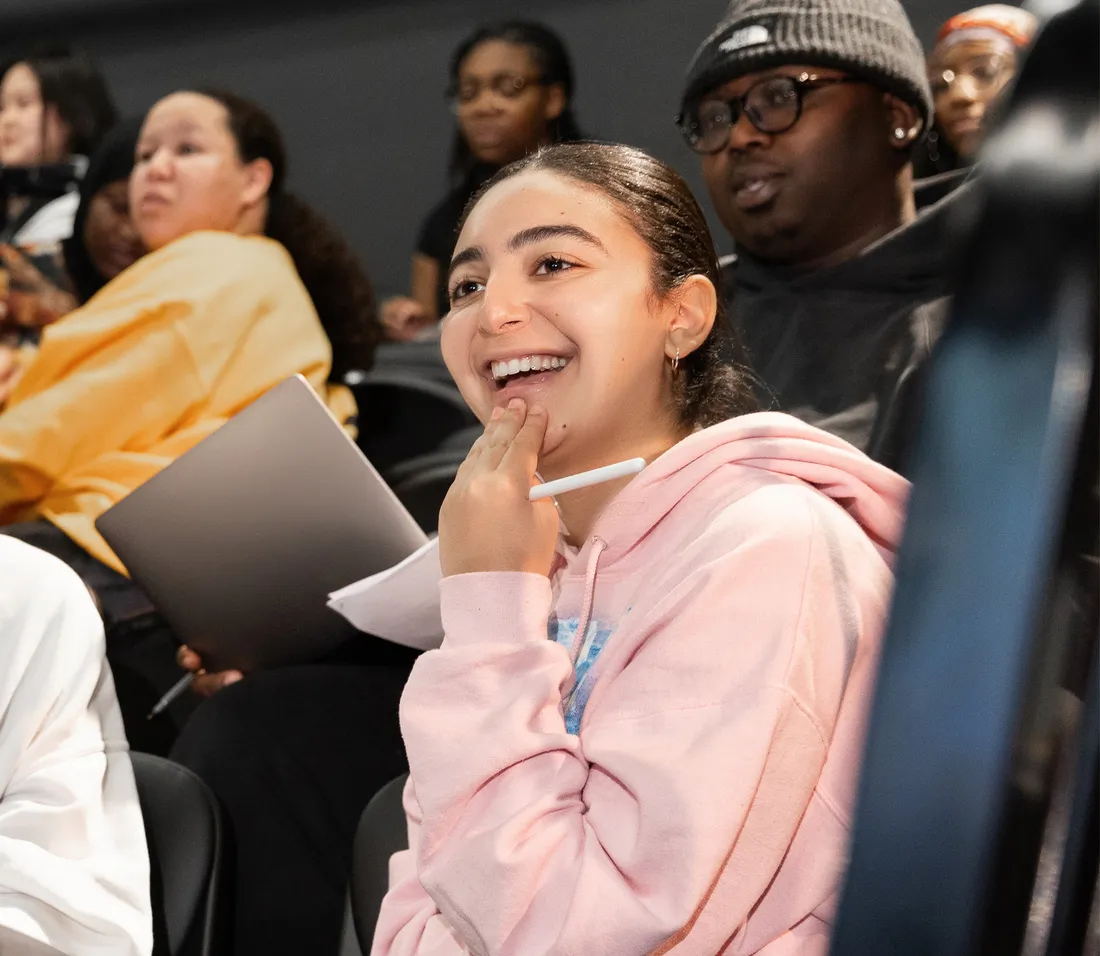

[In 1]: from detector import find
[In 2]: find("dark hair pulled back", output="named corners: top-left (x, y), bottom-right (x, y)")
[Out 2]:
top-left (460, 142), bottom-right (756, 429)
top-left (198, 89), bottom-right (379, 380)
top-left (6, 43), bottom-right (117, 158)
top-left (448, 21), bottom-right (583, 189)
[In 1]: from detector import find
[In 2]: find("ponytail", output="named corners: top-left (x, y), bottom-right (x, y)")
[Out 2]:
top-left (195, 88), bottom-right (381, 382)
top-left (265, 192), bottom-right (379, 381)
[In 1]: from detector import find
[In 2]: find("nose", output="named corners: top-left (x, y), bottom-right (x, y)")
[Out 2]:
top-left (466, 92), bottom-right (503, 117)
top-left (948, 74), bottom-right (982, 105)
top-left (144, 146), bottom-right (173, 180)
top-left (725, 107), bottom-right (771, 152)
top-left (476, 273), bottom-right (531, 336)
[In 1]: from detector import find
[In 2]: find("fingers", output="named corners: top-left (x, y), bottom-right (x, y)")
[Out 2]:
top-left (192, 670), bottom-right (243, 698)
top-left (501, 402), bottom-right (548, 478)
top-left (454, 426), bottom-right (488, 478)
top-left (176, 644), bottom-right (203, 672)
top-left (380, 297), bottom-right (429, 334)
top-left (481, 399), bottom-right (528, 469)
top-left (175, 644), bottom-right (242, 696)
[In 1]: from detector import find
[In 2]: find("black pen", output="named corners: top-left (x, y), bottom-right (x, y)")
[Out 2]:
top-left (146, 672), bottom-right (195, 720)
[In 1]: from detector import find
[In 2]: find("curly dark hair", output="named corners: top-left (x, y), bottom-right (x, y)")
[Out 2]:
top-left (198, 89), bottom-right (379, 380)
top-left (460, 142), bottom-right (758, 429)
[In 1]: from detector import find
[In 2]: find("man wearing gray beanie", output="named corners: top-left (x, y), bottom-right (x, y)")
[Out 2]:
top-left (679, 0), bottom-right (972, 471)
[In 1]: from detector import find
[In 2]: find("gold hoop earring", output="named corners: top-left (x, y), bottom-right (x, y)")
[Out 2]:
top-left (671, 346), bottom-right (680, 376)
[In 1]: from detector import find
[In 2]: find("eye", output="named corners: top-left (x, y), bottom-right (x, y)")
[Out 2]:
top-left (533, 255), bottom-right (574, 276)
top-left (760, 79), bottom-right (796, 109)
top-left (971, 60), bottom-right (1001, 83)
top-left (697, 100), bottom-right (731, 131)
top-left (176, 142), bottom-right (200, 156)
top-left (449, 277), bottom-right (485, 303)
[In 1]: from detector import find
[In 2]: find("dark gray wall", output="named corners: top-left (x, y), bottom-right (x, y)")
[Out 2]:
top-left (0, 0), bottom-right (1020, 296)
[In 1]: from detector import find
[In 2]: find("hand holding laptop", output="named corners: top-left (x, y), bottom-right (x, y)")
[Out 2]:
top-left (95, 375), bottom-right (429, 675)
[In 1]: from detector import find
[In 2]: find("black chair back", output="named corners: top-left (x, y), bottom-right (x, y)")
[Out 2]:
top-left (131, 753), bottom-right (225, 956)
top-left (347, 371), bottom-right (476, 477)
top-left (370, 341), bottom-right (456, 386)
top-left (387, 451), bottom-right (467, 533)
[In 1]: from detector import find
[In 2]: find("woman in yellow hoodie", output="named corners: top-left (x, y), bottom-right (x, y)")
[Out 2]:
top-left (0, 89), bottom-right (381, 748)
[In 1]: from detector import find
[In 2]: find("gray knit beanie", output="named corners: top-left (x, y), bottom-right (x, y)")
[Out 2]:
top-left (681, 0), bottom-right (933, 134)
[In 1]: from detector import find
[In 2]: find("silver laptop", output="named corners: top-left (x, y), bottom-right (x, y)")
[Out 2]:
top-left (96, 375), bottom-right (429, 672)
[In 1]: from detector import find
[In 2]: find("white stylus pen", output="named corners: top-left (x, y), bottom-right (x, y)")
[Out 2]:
top-left (529, 457), bottom-right (646, 501)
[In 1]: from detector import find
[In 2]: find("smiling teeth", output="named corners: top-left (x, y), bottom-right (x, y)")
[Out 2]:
top-left (491, 355), bottom-right (569, 380)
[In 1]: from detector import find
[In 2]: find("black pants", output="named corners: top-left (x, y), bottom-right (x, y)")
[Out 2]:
top-left (170, 652), bottom-right (416, 956)
top-left (1, 520), bottom-right (197, 754)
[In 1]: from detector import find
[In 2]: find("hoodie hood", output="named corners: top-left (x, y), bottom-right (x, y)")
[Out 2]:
top-left (329, 412), bottom-right (908, 649)
top-left (722, 173), bottom-right (976, 469)
top-left (582, 411), bottom-right (907, 569)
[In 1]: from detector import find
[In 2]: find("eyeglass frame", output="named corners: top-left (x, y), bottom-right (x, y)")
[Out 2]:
top-left (676, 72), bottom-right (864, 154)
top-left (930, 51), bottom-right (1014, 97)
top-left (446, 73), bottom-right (547, 111)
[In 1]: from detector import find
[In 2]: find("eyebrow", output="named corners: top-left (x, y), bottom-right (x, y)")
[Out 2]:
top-left (448, 223), bottom-right (607, 280)
top-left (507, 224), bottom-right (607, 254)
top-left (447, 245), bottom-right (485, 279)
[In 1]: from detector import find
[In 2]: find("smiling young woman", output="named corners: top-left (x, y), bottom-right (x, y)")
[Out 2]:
top-left (372, 142), bottom-right (911, 955)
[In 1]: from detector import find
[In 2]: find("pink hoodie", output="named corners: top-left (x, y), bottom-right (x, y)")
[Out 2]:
top-left (372, 412), bottom-right (908, 956)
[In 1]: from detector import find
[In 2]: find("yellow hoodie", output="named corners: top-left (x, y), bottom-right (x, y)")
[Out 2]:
top-left (0, 230), bottom-right (345, 574)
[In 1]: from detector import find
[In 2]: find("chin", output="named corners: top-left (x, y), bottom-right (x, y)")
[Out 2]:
top-left (953, 136), bottom-right (981, 160)
top-left (535, 421), bottom-right (573, 471)
top-left (731, 229), bottom-right (797, 264)
top-left (139, 227), bottom-right (182, 252)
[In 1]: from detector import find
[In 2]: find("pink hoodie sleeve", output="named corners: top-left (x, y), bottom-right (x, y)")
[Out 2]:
top-left (373, 492), bottom-right (886, 956)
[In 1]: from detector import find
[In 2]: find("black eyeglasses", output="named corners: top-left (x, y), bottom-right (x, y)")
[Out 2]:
top-left (677, 73), bottom-right (862, 154)
top-left (447, 73), bottom-right (546, 111)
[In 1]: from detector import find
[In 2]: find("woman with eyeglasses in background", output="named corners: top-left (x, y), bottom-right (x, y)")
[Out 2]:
top-left (916, 4), bottom-right (1037, 178)
top-left (380, 21), bottom-right (583, 341)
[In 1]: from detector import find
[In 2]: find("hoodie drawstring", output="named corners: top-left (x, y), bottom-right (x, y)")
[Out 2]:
top-left (569, 537), bottom-right (607, 664)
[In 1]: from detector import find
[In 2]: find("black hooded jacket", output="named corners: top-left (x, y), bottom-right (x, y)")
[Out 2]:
top-left (722, 171), bottom-right (973, 472)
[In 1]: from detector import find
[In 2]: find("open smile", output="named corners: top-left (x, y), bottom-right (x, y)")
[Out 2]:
top-left (482, 352), bottom-right (573, 401)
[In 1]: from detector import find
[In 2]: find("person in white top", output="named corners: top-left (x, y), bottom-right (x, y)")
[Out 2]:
top-left (0, 536), bottom-right (152, 956)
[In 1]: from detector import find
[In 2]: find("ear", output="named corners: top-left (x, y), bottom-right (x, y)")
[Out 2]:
top-left (665, 274), bottom-right (717, 362)
top-left (884, 93), bottom-right (923, 150)
top-left (240, 156), bottom-right (274, 207)
top-left (543, 82), bottom-right (566, 123)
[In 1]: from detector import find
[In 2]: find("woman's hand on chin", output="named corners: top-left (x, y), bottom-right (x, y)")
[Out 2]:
top-left (439, 398), bottom-right (559, 578)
